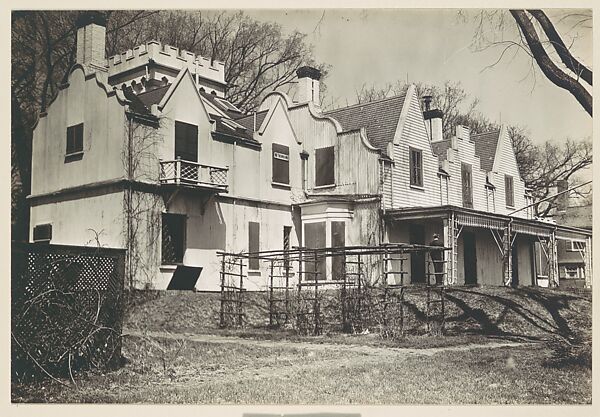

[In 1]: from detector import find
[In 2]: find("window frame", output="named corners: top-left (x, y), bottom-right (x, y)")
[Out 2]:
top-left (504, 175), bottom-right (515, 208)
top-left (66, 123), bottom-right (84, 156)
top-left (174, 121), bottom-right (199, 162)
top-left (248, 221), bottom-right (260, 271)
top-left (272, 143), bottom-right (290, 186)
top-left (409, 147), bottom-right (423, 188)
top-left (33, 223), bottom-right (52, 243)
top-left (315, 146), bottom-right (335, 187)
top-left (461, 162), bottom-right (473, 208)
top-left (161, 213), bottom-right (186, 265)
top-left (569, 240), bottom-right (586, 252)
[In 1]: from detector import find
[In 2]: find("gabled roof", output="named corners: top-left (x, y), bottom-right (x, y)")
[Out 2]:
top-left (472, 130), bottom-right (501, 172)
top-left (431, 140), bottom-right (452, 163)
top-left (199, 91), bottom-right (243, 119)
top-left (211, 114), bottom-right (257, 143)
top-left (135, 84), bottom-right (171, 110)
top-left (324, 89), bottom-right (408, 154)
top-left (234, 110), bottom-right (269, 132)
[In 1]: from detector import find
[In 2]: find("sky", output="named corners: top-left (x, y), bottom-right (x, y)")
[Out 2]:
top-left (245, 8), bottom-right (592, 146)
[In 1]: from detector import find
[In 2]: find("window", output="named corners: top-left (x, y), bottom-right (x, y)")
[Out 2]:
top-left (315, 146), bottom-right (335, 187)
top-left (563, 266), bottom-right (581, 279)
top-left (161, 213), bottom-right (186, 264)
top-left (33, 224), bottom-right (52, 243)
top-left (175, 121), bottom-right (198, 162)
top-left (505, 175), bottom-right (514, 207)
top-left (461, 163), bottom-right (473, 208)
top-left (66, 123), bottom-right (84, 155)
top-left (272, 143), bottom-right (290, 185)
top-left (569, 241), bottom-right (586, 252)
top-left (331, 221), bottom-right (346, 281)
top-left (409, 148), bottom-right (423, 187)
top-left (304, 222), bottom-right (327, 280)
top-left (248, 222), bottom-right (260, 270)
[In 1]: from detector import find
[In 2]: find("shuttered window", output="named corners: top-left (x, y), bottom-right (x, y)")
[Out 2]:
top-left (272, 143), bottom-right (290, 185)
top-left (66, 123), bottom-right (84, 155)
top-left (505, 175), bottom-right (514, 207)
top-left (409, 147), bottom-right (423, 187)
top-left (248, 222), bottom-right (260, 270)
top-left (33, 224), bottom-right (52, 243)
top-left (162, 213), bottom-right (186, 264)
top-left (331, 221), bottom-right (346, 281)
top-left (315, 146), bottom-right (335, 187)
top-left (175, 121), bottom-right (198, 162)
top-left (461, 163), bottom-right (473, 208)
top-left (304, 222), bottom-right (326, 280)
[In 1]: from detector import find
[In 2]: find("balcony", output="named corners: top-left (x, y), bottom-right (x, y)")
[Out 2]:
top-left (159, 159), bottom-right (228, 192)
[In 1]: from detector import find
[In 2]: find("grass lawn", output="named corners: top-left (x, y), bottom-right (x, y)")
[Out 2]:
top-left (11, 332), bottom-right (591, 404)
top-left (12, 287), bottom-right (591, 404)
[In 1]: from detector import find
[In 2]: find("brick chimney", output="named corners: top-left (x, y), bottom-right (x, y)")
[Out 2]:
top-left (422, 95), bottom-right (443, 142)
top-left (556, 179), bottom-right (569, 212)
top-left (296, 66), bottom-right (321, 107)
top-left (75, 11), bottom-right (107, 70)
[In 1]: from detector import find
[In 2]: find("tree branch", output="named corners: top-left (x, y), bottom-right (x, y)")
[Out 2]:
top-left (527, 9), bottom-right (592, 86)
top-left (510, 10), bottom-right (591, 116)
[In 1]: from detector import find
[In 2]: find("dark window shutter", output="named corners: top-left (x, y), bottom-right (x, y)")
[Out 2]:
top-left (461, 163), bottom-right (473, 208)
top-left (162, 213), bottom-right (186, 264)
top-left (272, 143), bottom-right (290, 184)
top-left (33, 224), bottom-right (52, 242)
top-left (505, 175), bottom-right (514, 207)
top-left (410, 148), bottom-right (423, 187)
top-left (249, 222), bottom-right (260, 270)
top-left (66, 123), bottom-right (84, 154)
top-left (175, 121), bottom-right (198, 162)
top-left (331, 221), bottom-right (346, 280)
top-left (315, 146), bottom-right (335, 186)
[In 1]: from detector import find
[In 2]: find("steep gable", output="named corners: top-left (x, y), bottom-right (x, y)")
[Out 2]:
top-left (472, 130), bottom-right (500, 172)
top-left (324, 89), bottom-right (408, 156)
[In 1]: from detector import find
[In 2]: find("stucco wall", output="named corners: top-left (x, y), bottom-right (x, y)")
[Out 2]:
top-left (31, 67), bottom-right (127, 196)
top-left (30, 191), bottom-right (126, 249)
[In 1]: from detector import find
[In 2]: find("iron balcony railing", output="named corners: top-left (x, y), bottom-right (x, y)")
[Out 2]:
top-left (159, 158), bottom-right (228, 191)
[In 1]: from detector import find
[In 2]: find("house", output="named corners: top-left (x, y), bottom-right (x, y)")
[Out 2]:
top-left (28, 12), bottom-right (592, 290)
top-left (551, 182), bottom-right (592, 288)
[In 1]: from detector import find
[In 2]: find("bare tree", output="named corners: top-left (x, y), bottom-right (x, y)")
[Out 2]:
top-left (107, 10), bottom-right (325, 112)
top-left (469, 9), bottom-right (592, 116)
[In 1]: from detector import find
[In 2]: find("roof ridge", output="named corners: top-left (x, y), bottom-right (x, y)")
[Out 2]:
top-left (324, 88), bottom-right (408, 114)
top-left (471, 129), bottom-right (501, 137)
top-left (234, 109), bottom-right (268, 121)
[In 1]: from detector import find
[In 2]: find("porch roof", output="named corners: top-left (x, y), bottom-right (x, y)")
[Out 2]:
top-left (383, 205), bottom-right (591, 239)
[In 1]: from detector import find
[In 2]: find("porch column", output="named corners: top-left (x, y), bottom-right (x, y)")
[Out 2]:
top-left (503, 221), bottom-right (512, 286)
top-left (548, 231), bottom-right (559, 288)
top-left (443, 211), bottom-right (456, 286)
top-left (584, 235), bottom-right (592, 288)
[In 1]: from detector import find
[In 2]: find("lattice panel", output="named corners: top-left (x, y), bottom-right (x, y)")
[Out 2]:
top-left (11, 243), bottom-right (125, 380)
top-left (209, 167), bottom-right (228, 187)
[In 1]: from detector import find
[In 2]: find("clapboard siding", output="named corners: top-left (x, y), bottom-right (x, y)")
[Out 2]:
top-left (391, 90), bottom-right (439, 208)
top-left (287, 104), bottom-right (381, 196)
top-left (440, 134), bottom-right (488, 211)
top-left (490, 127), bottom-right (527, 218)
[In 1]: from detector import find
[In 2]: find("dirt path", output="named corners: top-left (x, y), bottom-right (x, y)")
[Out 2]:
top-left (124, 329), bottom-right (531, 357)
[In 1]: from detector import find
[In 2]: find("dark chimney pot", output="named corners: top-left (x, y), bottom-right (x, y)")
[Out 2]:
top-left (296, 66), bottom-right (322, 81)
top-left (75, 11), bottom-right (107, 29)
top-left (422, 95), bottom-right (433, 111)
